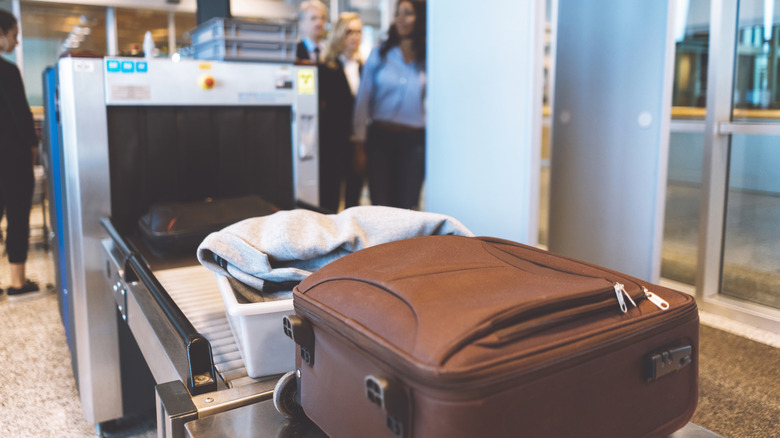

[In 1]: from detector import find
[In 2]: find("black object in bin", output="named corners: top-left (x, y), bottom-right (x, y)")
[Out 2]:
top-left (138, 194), bottom-right (278, 257)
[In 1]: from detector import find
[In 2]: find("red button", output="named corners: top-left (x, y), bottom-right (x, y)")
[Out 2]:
top-left (199, 74), bottom-right (216, 89)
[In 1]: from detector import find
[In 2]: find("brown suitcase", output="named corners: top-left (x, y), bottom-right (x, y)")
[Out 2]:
top-left (277, 235), bottom-right (698, 438)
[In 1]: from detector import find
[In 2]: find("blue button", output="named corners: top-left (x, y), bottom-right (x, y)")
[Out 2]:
top-left (121, 61), bottom-right (134, 73)
top-left (136, 61), bottom-right (148, 73)
top-left (106, 60), bottom-right (120, 72)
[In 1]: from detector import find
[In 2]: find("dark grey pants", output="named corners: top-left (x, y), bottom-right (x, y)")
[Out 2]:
top-left (0, 158), bottom-right (34, 264)
top-left (365, 124), bottom-right (425, 210)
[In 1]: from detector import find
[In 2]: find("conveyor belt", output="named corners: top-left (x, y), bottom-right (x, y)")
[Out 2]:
top-left (155, 265), bottom-right (257, 388)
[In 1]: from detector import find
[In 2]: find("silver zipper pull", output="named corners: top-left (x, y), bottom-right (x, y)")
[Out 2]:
top-left (614, 283), bottom-right (627, 313)
top-left (622, 287), bottom-right (637, 308)
top-left (643, 287), bottom-right (670, 310)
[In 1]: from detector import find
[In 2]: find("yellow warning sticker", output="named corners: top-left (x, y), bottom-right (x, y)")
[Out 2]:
top-left (297, 70), bottom-right (315, 94)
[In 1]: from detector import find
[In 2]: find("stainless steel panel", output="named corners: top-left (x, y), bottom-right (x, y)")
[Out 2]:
top-left (124, 275), bottom-right (193, 386)
top-left (57, 56), bottom-right (123, 424)
top-left (101, 239), bottom-right (188, 386)
top-left (185, 399), bottom-right (327, 438)
top-left (293, 66), bottom-right (319, 206)
top-left (157, 380), bottom-right (198, 438)
top-left (101, 239), bottom-right (127, 320)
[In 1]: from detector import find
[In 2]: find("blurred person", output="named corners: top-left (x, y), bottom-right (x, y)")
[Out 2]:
top-left (318, 12), bottom-right (366, 211)
top-left (295, 0), bottom-right (328, 63)
top-left (353, 0), bottom-right (426, 210)
top-left (0, 9), bottom-right (39, 297)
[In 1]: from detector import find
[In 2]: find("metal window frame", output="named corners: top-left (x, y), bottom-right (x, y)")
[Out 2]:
top-left (718, 121), bottom-right (780, 135)
top-left (689, 0), bottom-right (780, 332)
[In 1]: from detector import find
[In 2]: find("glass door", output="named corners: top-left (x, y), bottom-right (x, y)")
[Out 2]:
top-left (668, 0), bottom-right (780, 330)
top-left (721, 0), bottom-right (780, 309)
top-left (664, 0), bottom-right (711, 286)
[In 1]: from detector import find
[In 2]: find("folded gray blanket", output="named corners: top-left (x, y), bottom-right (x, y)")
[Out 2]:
top-left (197, 205), bottom-right (473, 293)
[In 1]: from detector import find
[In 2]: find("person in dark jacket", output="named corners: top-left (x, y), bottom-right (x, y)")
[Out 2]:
top-left (318, 12), bottom-right (365, 211)
top-left (0, 9), bottom-right (39, 296)
top-left (295, 0), bottom-right (328, 63)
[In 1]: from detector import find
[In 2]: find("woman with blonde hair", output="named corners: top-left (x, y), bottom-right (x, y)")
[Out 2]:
top-left (318, 12), bottom-right (365, 211)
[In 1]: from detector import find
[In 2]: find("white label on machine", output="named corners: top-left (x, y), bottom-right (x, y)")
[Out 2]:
top-left (111, 85), bottom-right (151, 101)
top-left (73, 60), bottom-right (95, 73)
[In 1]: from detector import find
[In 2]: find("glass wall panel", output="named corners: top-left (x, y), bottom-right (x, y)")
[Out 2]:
top-left (18, 2), bottom-right (106, 106)
top-left (671, 0), bottom-right (711, 117)
top-left (539, 0), bottom-right (553, 247)
top-left (723, 0), bottom-right (780, 310)
top-left (662, 132), bottom-right (704, 285)
top-left (721, 134), bottom-right (780, 309)
top-left (174, 12), bottom-right (196, 54)
top-left (115, 8), bottom-right (169, 57)
top-left (733, 0), bottom-right (780, 120)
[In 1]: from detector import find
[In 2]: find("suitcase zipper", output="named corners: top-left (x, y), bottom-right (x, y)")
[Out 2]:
top-left (643, 286), bottom-right (670, 310)
top-left (614, 283), bottom-right (673, 312)
top-left (483, 282), bottom-right (653, 347)
top-left (481, 238), bottom-right (650, 310)
top-left (613, 283), bottom-right (634, 313)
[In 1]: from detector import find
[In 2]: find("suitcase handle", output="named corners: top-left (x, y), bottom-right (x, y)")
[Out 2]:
top-left (283, 315), bottom-right (315, 366)
top-left (365, 375), bottom-right (409, 438)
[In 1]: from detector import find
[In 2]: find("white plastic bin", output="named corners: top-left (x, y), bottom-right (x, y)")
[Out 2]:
top-left (215, 274), bottom-right (295, 378)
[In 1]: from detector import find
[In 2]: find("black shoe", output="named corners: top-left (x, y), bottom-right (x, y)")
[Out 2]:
top-left (7, 280), bottom-right (40, 296)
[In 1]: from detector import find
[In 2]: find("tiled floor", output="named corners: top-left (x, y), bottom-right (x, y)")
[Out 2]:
top-left (1, 202), bottom-right (154, 437)
top-left (1, 207), bottom-right (99, 436)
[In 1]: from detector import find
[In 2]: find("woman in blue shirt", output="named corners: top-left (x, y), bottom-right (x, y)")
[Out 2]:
top-left (353, 0), bottom-right (426, 210)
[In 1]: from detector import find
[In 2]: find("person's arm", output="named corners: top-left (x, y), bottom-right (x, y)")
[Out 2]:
top-left (19, 85), bottom-right (39, 165)
top-left (352, 138), bottom-right (366, 175)
top-left (352, 48), bottom-right (380, 143)
top-left (5, 62), bottom-right (38, 163)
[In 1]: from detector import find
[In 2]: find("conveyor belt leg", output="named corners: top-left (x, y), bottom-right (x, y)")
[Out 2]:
top-left (156, 380), bottom-right (197, 438)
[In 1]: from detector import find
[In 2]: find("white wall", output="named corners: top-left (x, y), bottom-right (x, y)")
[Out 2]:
top-left (426, 0), bottom-right (545, 244)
